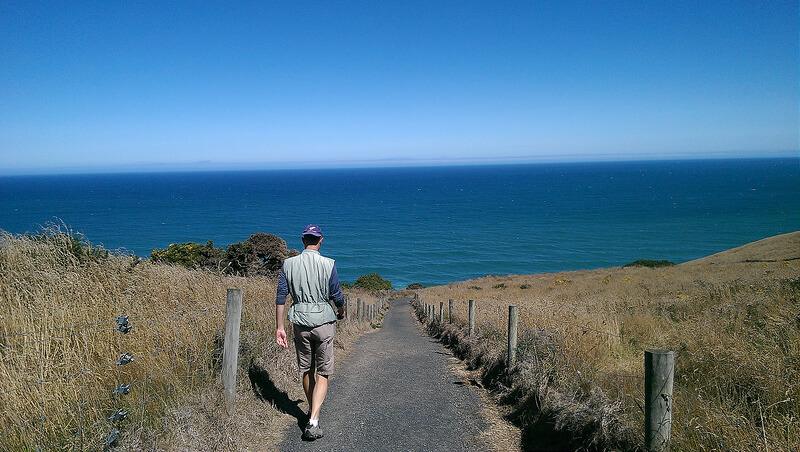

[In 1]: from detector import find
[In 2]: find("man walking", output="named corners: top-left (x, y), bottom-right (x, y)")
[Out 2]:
top-left (276, 224), bottom-right (345, 440)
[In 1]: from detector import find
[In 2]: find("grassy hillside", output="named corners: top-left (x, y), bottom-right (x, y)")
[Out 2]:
top-left (416, 232), bottom-right (799, 450)
top-left (0, 227), bottom-right (379, 450)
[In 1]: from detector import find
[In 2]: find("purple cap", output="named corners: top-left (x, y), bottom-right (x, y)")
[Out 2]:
top-left (302, 224), bottom-right (323, 237)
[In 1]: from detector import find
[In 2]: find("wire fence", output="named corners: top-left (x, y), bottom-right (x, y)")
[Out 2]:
top-left (414, 295), bottom-right (798, 451)
top-left (0, 292), bottom-right (385, 451)
top-left (0, 298), bottom-right (227, 451)
top-left (519, 308), bottom-right (796, 451)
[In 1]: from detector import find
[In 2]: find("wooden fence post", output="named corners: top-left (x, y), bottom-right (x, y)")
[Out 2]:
top-left (439, 302), bottom-right (444, 323)
top-left (507, 305), bottom-right (518, 367)
top-left (468, 300), bottom-right (475, 337)
top-left (645, 350), bottom-right (674, 452)
top-left (357, 298), bottom-right (363, 320)
top-left (222, 289), bottom-right (243, 413)
top-left (448, 299), bottom-right (454, 324)
top-left (345, 294), bottom-right (350, 321)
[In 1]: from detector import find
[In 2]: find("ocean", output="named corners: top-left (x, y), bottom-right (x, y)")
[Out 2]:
top-left (1, 158), bottom-right (797, 288)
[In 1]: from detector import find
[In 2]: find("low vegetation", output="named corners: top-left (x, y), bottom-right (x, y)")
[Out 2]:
top-left (623, 259), bottom-right (675, 268)
top-left (415, 232), bottom-right (799, 451)
top-left (352, 272), bottom-right (393, 290)
top-left (0, 226), bottom-right (379, 450)
top-left (149, 233), bottom-right (299, 276)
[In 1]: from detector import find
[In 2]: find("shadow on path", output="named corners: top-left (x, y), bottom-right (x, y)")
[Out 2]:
top-left (279, 298), bottom-right (489, 451)
top-left (248, 362), bottom-right (307, 429)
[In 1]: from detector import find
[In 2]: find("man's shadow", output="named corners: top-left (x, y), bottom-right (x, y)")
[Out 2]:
top-left (248, 361), bottom-right (307, 429)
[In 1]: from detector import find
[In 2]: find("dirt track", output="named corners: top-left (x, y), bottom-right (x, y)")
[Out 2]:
top-left (279, 297), bottom-right (489, 451)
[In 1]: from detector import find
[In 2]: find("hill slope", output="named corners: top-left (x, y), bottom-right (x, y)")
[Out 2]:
top-left (416, 232), bottom-right (799, 451)
top-left (684, 230), bottom-right (798, 266)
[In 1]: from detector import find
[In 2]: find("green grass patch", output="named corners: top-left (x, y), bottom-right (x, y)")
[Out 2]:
top-left (623, 259), bottom-right (675, 268)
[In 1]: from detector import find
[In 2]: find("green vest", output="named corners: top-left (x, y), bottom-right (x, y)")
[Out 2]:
top-left (284, 249), bottom-right (337, 327)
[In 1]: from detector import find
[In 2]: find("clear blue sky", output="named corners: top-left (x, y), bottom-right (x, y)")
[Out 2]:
top-left (1, 1), bottom-right (797, 174)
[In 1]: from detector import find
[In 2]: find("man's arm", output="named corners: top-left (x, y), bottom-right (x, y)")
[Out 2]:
top-left (276, 269), bottom-right (289, 348)
top-left (329, 266), bottom-right (345, 319)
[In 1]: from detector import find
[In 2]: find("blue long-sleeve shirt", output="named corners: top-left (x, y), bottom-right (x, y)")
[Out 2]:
top-left (275, 265), bottom-right (345, 307)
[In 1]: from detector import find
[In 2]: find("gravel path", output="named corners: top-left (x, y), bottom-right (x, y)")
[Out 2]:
top-left (279, 297), bottom-right (488, 451)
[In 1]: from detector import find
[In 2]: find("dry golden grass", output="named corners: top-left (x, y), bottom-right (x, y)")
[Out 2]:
top-left (416, 232), bottom-right (799, 451)
top-left (0, 227), bottom-right (380, 450)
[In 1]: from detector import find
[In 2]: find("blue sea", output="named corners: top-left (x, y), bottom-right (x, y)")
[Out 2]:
top-left (1, 158), bottom-right (797, 288)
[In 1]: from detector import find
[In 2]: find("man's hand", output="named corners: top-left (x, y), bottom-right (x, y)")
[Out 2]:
top-left (276, 304), bottom-right (287, 348)
top-left (276, 328), bottom-right (288, 348)
top-left (337, 306), bottom-right (345, 320)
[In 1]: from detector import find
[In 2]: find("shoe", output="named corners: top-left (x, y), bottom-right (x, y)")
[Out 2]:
top-left (302, 423), bottom-right (324, 440)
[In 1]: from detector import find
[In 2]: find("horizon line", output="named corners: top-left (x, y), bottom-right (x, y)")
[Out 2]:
top-left (2, 150), bottom-right (797, 176)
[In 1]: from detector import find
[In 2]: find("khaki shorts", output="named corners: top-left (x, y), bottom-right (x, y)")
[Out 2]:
top-left (293, 322), bottom-right (336, 376)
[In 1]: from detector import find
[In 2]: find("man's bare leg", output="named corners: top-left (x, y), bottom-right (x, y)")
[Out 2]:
top-left (302, 371), bottom-right (316, 416)
top-left (309, 374), bottom-right (329, 422)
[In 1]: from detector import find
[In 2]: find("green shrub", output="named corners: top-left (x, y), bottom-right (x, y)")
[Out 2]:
top-left (406, 283), bottom-right (424, 289)
top-left (150, 233), bottom-right (298, 275)
top-left (223, 233), bottom-right (298, 276)
top-left (468, 285), bottom-right (483, 290)
top-left (520, 284), bottom-right (530, 289)
top-left (782, 278), bottom-right (800, 291)
top-left (353, 273), bottom-right (392, 290)
top-left (150, 240), bottom-right (221, 269)
top-left (623, 259), bottom-right (675, 268)
top-left (493, 283), bottom-right (506, 289)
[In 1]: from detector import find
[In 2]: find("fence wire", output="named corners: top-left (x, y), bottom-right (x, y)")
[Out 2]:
top-left (0, 296), bottom-right (231, 451)
top-left (520, 310), bottom-right (796, 383)
top-left (3, 293), bottom-right (382, 450)
top-left (416, 295), bottom-right (797, 452)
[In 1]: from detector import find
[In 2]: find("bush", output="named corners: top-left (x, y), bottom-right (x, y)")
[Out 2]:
top-left (150, 240), bottom-right (221, 269)
top-left (353, 273), bottom-right (392, 290)
top-left (150, 233), bottom-right (298, 275)
top-left (406, 283), bottom-right (424, 290)
top-left (623, 259), bottom-right (675, 268)
top-left (224, 233), bottom-right (298, 276)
